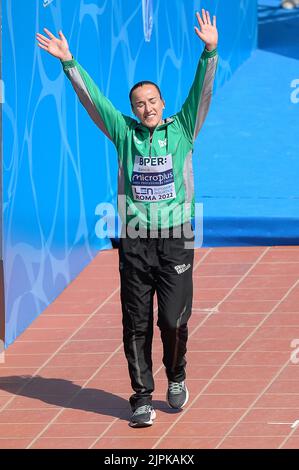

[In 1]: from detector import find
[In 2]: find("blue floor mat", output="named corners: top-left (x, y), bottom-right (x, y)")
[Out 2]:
top-left (194, 47), bottom-right (299, 247)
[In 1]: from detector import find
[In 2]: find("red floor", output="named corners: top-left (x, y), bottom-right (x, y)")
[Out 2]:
top-left (1, 246), bottom-right (299, 449)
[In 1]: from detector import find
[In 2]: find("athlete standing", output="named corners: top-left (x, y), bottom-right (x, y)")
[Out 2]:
top-left (36, 8), bottom-right (218, 428)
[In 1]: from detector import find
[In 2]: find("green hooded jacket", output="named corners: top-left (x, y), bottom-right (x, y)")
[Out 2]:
top-left (61, 48), bottom-right (218, 230)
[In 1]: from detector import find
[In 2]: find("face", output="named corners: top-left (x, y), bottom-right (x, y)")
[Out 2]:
top-left (131, 84), bottom-right (165, 131)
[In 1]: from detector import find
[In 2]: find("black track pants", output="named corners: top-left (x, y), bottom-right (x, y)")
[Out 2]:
top-left (118, 224), bottom-right (194, 410)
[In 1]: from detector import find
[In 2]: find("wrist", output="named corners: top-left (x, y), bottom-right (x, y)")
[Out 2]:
top-left (61, 51), bottom-right (73, 61)
top-left (205, 44), bottom-right (217, 52)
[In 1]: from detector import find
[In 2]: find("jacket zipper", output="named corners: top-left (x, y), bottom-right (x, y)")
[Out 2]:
top-left (149, 132), bottom-right (153, 157)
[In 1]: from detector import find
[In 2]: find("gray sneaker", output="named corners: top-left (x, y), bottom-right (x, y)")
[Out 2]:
top-left (129, 405), bottom-right (156, 428)
top-left (166, 381), bottom-right (189, 409)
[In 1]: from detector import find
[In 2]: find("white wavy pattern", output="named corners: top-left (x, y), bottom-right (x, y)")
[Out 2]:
top-left (2, 0), bottom-right (256, 346)
top-left (142, 0), bottom-right (153, 42)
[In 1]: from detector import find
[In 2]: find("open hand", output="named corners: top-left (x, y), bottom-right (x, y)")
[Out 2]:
top-left (36, 28), bottom-right (72, 61)
top-left (195, 9), bottom-right (218, 51)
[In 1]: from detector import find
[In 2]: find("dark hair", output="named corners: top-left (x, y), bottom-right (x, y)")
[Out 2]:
top-left (129, 80), bottom-right (162, 105)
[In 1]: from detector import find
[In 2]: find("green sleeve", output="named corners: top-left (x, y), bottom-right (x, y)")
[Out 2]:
top-left (61, 57), bottom-right (133, 148)
top-left (175, 48), bottom-right (218, 143)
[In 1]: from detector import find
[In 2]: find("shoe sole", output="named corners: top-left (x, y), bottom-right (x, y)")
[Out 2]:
top-left (129, 409), bottom-right (156, 428)
top-left (166, 385), bottom-right (189, 409)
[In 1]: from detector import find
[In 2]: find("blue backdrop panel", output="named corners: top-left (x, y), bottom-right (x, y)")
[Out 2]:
top-left (258, 0), bottom-right (299, 60)
top-left (2, 0), bottom-right (257, 346)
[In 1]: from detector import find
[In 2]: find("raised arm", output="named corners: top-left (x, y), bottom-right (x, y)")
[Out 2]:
top-left (36, 28), bottom-right (129, 147)
top-left (176, 9), bottom-right (218, 143)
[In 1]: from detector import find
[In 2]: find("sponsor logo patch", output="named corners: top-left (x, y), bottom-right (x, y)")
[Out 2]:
top-left (174, 263), bottom-right (191, 274)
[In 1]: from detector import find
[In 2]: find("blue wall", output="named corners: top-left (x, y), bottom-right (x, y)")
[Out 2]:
top-left (2, 0), bottom-right (257, 346)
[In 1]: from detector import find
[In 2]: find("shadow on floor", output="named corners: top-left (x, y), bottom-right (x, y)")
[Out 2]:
top-left (258, 3), bottom-right (299, 60)
top-left (0, 376), bottom-right (182, 421)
